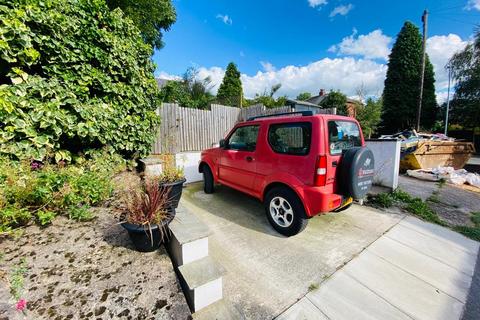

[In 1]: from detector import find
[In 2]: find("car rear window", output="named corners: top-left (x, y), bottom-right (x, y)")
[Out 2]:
top-left (328, 120), bottom-right (361, 155)
top-left (268, 122), bottom-right (312, 155)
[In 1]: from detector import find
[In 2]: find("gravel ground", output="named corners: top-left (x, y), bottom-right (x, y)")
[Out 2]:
top-left (398, 175), bottom-right (480, 226)
top-left (0, 207), bottom-right (191, 320)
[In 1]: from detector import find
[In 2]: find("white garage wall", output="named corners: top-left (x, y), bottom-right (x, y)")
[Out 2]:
top-left (176, 152), bottom-right (203, 184)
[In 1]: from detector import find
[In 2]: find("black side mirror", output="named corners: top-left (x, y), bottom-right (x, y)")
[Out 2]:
top-left (219, 139), bottom-right (226, 148)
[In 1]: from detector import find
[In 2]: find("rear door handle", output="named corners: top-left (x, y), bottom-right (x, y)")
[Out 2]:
top-left (246, 156), bottom-right (254, 162)
top-left (332, 161), bottom-right (338, 167)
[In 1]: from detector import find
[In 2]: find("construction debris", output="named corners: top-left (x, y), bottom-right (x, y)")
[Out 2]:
top-left (407, 167), bottom-right (480, 188)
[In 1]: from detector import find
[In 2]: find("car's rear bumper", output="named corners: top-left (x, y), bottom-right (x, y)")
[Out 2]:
top-left (295, 185), bottom-right (345, 217)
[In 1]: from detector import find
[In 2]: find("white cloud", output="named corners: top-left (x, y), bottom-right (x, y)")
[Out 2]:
top-left (184, 58), bottom-right (386, 99)
top-left (466, 0), bottom-right (480, 11)
top-left (329, 4), bottom-right (354, 18)
top-left (216, 14), bottom-right (232, 25)
top-left (308, 0), bottom-right (328, 7)
top-left (329, 29), bottom-right (392, 60)
top-left (260, 61), bottom-right (276, 72)
top-left (158, 31), bottom-right (469, 104)
top-left (426, 34), bottom-right (469, 90)
top-left (156, 71), bottom-right (181, 81)
top-left (240, 51), bottom-right (245, 57)
top-left (435, 91), bottom-right (450, 105)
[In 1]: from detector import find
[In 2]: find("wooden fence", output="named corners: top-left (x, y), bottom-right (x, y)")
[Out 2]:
top-left (152, 103), bottom-right (335, 154)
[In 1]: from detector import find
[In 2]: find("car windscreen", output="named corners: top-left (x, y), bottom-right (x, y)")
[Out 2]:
top-left (328, 120), bottom-right (361, 155)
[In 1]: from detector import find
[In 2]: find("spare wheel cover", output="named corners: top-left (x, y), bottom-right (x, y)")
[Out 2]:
top-left (342, 147), bottom-right (375, 199)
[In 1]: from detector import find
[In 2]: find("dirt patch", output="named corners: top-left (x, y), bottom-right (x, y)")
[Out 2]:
top-left (0, 207), bottom-right (191, 320)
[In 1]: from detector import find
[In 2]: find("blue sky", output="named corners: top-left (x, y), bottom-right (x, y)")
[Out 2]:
top-left (153, 0), bottom-right (480, 100)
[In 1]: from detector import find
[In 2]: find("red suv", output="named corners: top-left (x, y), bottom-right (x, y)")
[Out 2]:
top-left (199, 111), bottom-right (374, 236)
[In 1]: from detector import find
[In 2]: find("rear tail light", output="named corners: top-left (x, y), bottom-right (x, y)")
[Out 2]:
top-left (314, 155), bottom-right (327, 186)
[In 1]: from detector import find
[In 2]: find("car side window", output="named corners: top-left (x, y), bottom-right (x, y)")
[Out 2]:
top-left (227, 125), bottom-right (260, 152)
top-left (268, 122), bottom-right (312, 155)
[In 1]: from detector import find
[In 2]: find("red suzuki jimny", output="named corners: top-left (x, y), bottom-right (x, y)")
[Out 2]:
top-left (199, 111), bottom-right (374, 236)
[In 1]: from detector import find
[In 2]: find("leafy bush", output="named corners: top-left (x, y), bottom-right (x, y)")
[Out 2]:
top-left (0, 0), bottom-right (160, 161)
top-left (0, 152), bottom-right (125, 234)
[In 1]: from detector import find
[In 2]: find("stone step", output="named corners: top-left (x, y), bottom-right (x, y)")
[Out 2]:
top-left (167, 205), bottom-right (211, 266)
top-left (193, 299), bottom-right (245, 320)
top-left (178, 256), bottom-right (225, 312)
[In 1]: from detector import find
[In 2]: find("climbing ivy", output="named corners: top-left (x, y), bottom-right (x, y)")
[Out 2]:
top-left (0, 0), bottom-right (160, 161)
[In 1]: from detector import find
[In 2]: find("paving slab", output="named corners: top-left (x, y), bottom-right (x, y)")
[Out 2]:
top-left (399, 216), bottom-right (479, 255)
top-left (193, 299), bottom-right (245, 320)
top-left (343, 250), bottom-right (465, 320)
top-left (306, 272), bottom-right (411, 320)
top-left (386, 224), bottom-right (477, 275)
top-left (276, 298), bottom-right (328, 320)
top-left (182, 183), bottom-right (404, 319)
top-left (368, 236), bottom-right (472, 303)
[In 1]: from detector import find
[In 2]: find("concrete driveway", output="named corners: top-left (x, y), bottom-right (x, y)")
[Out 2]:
top-left (182, 183), bottom-right (405, 319)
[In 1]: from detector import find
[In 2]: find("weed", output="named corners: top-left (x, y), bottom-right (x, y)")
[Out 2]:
top-left (455, 212), bottom-right (480, 241)
top-left (426, 194), bottom-right (441, 204)
top-left (368, 189), bottom-right (444, 226)
top-left (436, 178), bottom-right (446, 189)
top-left (68, 206), bottom-right (93, 221)
top-left (10, 258), bottom-right (28, 300)
top-left (405, 198), bottom-right (445, 225)
top-left (454, 226), bottom-right (480, 242)
top-left (471, 212), bottom-right (480, 226)
top-left (36, 210), bottom-right (56, 226)
top-left (368, 193), bottom-right (393, 208)
top-left (390, 189), bottom-right (411, 202)
top-left (308, 283), bottom-right (319, 291)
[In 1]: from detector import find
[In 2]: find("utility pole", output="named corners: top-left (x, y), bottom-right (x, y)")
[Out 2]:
top-left (444, 64), bottom-right (452, 135)
top-left (416, 9), bottom-right (428, 132)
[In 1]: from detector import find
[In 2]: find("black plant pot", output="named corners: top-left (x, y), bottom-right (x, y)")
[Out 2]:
top-left (121, 212), bottom-right (174, 252)
top-left (160, 178), bottom-right (186, 209)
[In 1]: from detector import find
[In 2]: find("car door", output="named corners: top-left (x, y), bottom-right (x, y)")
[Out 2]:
top-left (218, 124), bottom-right (260, 192)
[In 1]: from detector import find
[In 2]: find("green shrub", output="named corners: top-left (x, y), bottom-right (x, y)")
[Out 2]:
top-left (0, 0), bottom-right (160, 161)
top-left (0, 152), bottom-right (125, 233)
top-left (36, 210), bottom-right (56, 226)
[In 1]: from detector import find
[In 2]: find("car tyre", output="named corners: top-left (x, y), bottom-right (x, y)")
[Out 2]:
top-left (264, 187), bottom-right (308, 236)
top-left (202, 165), bottom-right (214, 194)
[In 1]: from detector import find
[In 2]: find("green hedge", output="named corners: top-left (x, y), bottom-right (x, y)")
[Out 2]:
top-left (0, 0), bottom-right (160, 161)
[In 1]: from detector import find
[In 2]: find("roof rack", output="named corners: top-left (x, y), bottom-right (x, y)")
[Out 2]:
top-left (247, 111), bottom-right (313, 121)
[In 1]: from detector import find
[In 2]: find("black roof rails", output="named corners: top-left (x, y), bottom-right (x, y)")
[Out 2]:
top-left (247, 111), bottom-right (313, 121)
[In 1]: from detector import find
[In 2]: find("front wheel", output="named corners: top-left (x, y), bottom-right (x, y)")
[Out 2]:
top-left (264, 187), bottom-right (308, 236)
top-left (202, 165), bottom-right (214, 194)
